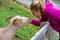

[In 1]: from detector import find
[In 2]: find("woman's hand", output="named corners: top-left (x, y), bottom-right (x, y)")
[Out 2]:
top-left (28, 17), bottom-right (39, 23)
top-left (28, 17), bottom-right (32, 23)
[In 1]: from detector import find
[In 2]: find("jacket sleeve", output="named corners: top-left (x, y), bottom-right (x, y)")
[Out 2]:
top-left (31, 19), bottom-right (40, 26)
top-left (31, 16), bottom-right (48, 26)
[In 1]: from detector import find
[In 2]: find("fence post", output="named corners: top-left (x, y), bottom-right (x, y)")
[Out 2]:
top-left (40, 22), bottom-right (50, 40)
top-left (47, 27), bottom-right (52, 40)
top-left (51, 29), bottom-right (59, 40)
top-left (30, 22), bottom-right (50, 40)
top-left (30, 22), bottom-right (58, 40)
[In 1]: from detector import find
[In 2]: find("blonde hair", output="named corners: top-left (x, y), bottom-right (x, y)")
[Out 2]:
top-left (30, 0), bottom-right (45, 12)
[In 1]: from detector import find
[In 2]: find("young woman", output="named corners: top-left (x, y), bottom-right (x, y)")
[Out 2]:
top-left (29, 0), bottom-right (60, 40)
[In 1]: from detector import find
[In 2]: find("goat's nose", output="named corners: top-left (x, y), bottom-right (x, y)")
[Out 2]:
top-left (28, 19), bottom-right (32, 23)
top-left (21, 17), bottom-right (28, 23)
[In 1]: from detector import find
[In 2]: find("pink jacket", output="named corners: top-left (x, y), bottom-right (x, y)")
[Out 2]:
top-left (31, 2), bottom-right (60, 34)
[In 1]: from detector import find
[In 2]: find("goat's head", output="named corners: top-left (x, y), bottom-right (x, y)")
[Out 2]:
top-left (7, 15), bottom-right (29, 27)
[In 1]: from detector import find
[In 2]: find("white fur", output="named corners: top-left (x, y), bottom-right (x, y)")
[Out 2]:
top-left (10, 16), bottom-right (21, 23)
top-left (0, 15), bottom-right (29, 40)
top-left (11, 15), bottom-right (29, 24)
top-left (20, 17), bottom-right (29, 23)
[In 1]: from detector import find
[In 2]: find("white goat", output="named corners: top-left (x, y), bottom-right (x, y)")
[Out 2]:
top-left (0, 15), bottom-right (29, 40)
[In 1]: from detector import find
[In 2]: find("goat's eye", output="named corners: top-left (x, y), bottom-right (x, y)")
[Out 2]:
top-left (14, 19), bottom-right (17, 21)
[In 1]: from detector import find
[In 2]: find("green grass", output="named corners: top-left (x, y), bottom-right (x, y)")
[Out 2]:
top-left (16, 24), bottom-right (40, 40)
top-left (0, 1), bottom-right (40, 40)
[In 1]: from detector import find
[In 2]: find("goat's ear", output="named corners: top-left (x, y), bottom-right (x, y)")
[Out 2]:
top-left (6, 16), bottom-right (14, 21)
top-left (12, 19), bottom-right (21, 26)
